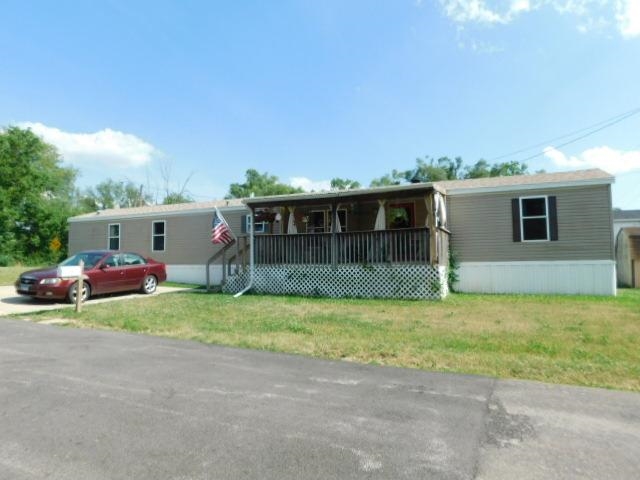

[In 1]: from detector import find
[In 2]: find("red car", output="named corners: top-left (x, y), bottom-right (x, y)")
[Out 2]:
top-left (15, 250), bottom-right (167, 303)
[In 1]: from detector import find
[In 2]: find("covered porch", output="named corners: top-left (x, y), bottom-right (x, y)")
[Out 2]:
top-left (225, 183), bottom-right (451, 299)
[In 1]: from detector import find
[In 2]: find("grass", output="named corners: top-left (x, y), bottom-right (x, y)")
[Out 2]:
top-left (0, 265), bottom-right (42, 286)
top-left (14, 289), bottom-right (640, 392)
top-left (162, 281), bottom-right (203, 289)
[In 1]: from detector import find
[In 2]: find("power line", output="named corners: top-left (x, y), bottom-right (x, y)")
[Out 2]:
top-left (489, 107), bottom-right (640, 162)
top-left (514, 108), bottom-right (640, 164)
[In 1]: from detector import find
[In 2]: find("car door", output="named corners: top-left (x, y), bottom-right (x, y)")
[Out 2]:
top-left (121, 252), bottom-right (149, 290)
top-left (94, 253), bottom-right (126, 293)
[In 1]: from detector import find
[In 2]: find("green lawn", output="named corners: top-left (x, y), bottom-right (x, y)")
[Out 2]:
top-left (15, 289), bottom-right (640, 392)
top-left (0, 265), bottom-right (39, 286)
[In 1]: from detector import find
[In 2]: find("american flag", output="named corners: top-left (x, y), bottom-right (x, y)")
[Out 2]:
top-left (211, 207), bottom-right (235, 245)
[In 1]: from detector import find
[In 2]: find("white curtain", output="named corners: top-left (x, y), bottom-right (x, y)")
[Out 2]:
top-left (374, 200), bottom-right (386, 230)
top-left (435, 193), bottom-right (447, 227)
top-left (287, 206), bottom-right (297, 234)
top-left (334, 205), bottom-right (342, 232)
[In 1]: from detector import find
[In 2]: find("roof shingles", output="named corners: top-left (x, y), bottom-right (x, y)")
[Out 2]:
top-left (70, 169), bottom-right (614, 221)
top-left (69, 198), bottom-right (245, 222)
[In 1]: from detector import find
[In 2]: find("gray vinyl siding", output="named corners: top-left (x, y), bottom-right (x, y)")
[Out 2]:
top-left (448, 184), bottom-right (614, 262)
top-left (69, 209), bottom-right (247, 265)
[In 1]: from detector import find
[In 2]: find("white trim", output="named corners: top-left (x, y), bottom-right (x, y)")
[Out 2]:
top-left (614, 217), bottom-right (640, 223)
top-left (460, 260), bottom-right (615, 266)
top-left (107, 223), bottom-right (120, 250)
top-left (445, 178), bottom-right (613, 196)
top-left (151, 220), bottom-right (166, 252)
top-left (520, 195), bottom-right (550, 242)
top-left (69, 205), bottom-right (248, 223)
top-left (455, 260), bottom-right (616, 296)
top-left (166, 264), bottom-right (222, 285)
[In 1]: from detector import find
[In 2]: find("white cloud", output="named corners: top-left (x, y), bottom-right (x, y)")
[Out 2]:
top-left (616, 0), bottom-right (640, 37)
top-left (437, 0), bottom-right (640, 38)
top-left (19, 122), bottom-right (157, 168)
top-left (544, 145), bottom-right (640, 173)
top-left (438, 0), bottom-right (511, 24)
top-left (289, 177), bottom-right (331, 192)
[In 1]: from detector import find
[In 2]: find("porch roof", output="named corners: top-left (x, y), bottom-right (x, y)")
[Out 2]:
top-left (243, 182), bottom-right (442, 209)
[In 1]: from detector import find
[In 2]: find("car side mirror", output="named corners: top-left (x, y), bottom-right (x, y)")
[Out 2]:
top-left (99, 263), bottom-right (109, 270)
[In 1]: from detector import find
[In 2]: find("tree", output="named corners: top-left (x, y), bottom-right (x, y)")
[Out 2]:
top-left (464, 159), bottom-right (492, 179)
top-left (330, 178), bottom-right (361, 190)
top-left (372, 156), bottom-right (529, 186)
top-left (407, 156), bottom-right (463, 183)
top-left (369, 169), bottom-right (405, 187)
top-left (0, 126), bottom-right (79, 263)
top-left (226, 169), bottom-right (303, 198)
top-left (488, 161), bottom-right (528, 177)
top-left (370, 157), bottom-right (462, 187)
top-left (163, 192), bottom-right (194, 204)
top-left (80, 179), bottom-right (152, 210)
top-left (158, 159), bottom-right (194, 205)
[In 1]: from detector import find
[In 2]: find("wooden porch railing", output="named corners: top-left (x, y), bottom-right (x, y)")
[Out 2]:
top-left (253, 227), bottom-right (430, 266)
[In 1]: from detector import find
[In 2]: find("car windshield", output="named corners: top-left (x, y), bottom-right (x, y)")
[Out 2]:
top-left (60, 252), bottom-right (105, 269)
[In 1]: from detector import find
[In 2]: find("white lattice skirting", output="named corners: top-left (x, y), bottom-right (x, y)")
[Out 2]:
top-left (223, 264), bottom-right (448, 300)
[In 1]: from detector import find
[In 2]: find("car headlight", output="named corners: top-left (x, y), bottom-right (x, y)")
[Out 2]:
top-left (39, 278), bottom-right (62, 285)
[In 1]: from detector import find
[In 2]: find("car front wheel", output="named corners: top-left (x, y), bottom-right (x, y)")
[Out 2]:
top-left (141, 275), bottom-right (157, 294)
top-left (67, 282), bottom-right (91, 304)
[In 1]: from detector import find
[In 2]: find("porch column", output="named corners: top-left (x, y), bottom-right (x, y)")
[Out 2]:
top-left (425, 193), bottom-right (437, 266)
top-left (330, 203), bottom-right (337, 268)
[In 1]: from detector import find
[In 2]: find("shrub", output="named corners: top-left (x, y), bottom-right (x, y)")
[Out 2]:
top-left (448, 250), bottom-right (459, 293)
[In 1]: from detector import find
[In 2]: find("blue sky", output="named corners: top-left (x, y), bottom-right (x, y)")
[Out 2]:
top-left (2, 0), bottom-right (639, 208)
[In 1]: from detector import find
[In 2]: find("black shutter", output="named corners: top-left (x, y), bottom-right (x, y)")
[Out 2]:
top-left (240, 215), bottom-right (247, 234)
top-left (511, 198), bottom-right (521, 242)
top-left (548, 196), bottom-right (558, 241)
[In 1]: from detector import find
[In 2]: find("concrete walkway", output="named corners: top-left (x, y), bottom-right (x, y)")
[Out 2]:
top-left (0, 319), bottom-right (638, 479)
top-left (0, 285), bottom-right (192, 316)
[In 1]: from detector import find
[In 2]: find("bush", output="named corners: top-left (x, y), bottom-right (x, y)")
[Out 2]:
top-left (0, 255), bottom-right (13, 267)
top-left (448, 250), bottom-right (459, 293)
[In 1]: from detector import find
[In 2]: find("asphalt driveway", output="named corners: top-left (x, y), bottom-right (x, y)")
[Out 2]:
top-left (0, 319), bottom-right (638, 479)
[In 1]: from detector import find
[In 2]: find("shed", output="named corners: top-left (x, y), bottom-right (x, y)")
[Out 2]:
top-left (615, 227), bottom-right (640, 288)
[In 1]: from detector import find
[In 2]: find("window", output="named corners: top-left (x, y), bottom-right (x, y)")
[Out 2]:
top-left (307, 210), bottom-right (326, 233)
top-left (305, 209), bottom-right (347, 233)
top-left (123, 253), bottom-right (146, 266)
top-left (103, 254), bottom-right (121, 267)
top-left (512, 196), bottom-right (558, 242)
top-left (328, 209), bottom-right (347, 232)
top-left (244, 215), bottom-right (268, 234)
top-left (108, 224), bottom-right (120, 250)
top-left (521, 197), bottom-right (548, 241)
top-left (152, 221), bottom-right (166, 251)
